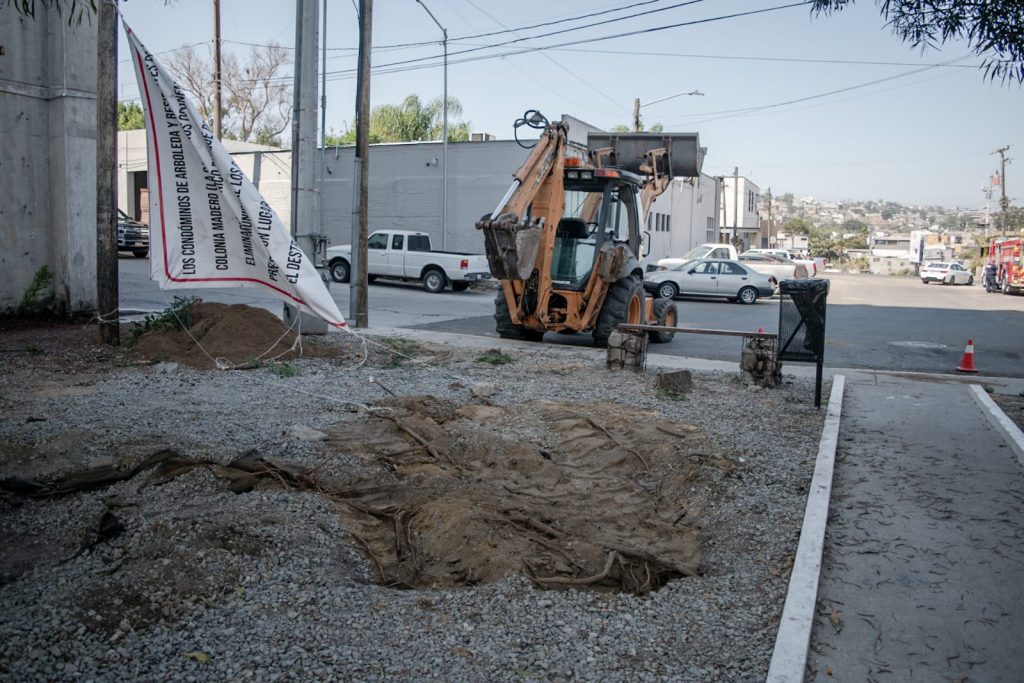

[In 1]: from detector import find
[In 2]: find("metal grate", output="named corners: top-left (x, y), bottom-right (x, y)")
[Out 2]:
top-left (777, 278), bottom-right (830, 405)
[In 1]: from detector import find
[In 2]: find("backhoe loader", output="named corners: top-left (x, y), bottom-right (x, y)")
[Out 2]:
top-left (476, 111), bottom-right (704, 347)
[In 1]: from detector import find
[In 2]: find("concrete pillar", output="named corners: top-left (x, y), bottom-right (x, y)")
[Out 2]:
top-left (0, 10), bottom-right (97, 314)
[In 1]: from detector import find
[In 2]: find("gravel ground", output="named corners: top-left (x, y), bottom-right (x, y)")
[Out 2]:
top-left (0, 320), bottom-right (827, 682)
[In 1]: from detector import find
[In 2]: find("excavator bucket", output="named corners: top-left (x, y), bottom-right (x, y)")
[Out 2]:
top-left (477, 215), bottom-right (542, 281)
top-left (586, 132), bottom-right (705, 178)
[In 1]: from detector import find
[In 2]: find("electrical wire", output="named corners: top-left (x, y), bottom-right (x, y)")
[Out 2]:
top-left (307, 0), bottom-right (813, 84)
top-left (458, 0), bottom-right (629, 113)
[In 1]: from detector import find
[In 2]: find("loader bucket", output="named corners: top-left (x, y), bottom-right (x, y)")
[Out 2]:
top-left (478, 219), bottom-right (542, 281)
top-left (586, 132), bottom-right (705, 178)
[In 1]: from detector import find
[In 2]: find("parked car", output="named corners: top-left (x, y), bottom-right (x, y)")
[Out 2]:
top-left (655, 243), bottom-right (737, 270)
top-left (738, 251), bottom-right (809, 281)
top-left (643, 259), bottom-right (776, 304)
top-left (920, 262), bottom-right (973, 285)
top-left (117, 209), bottom-right (149, 258)
top-left (326, 230), bottom-right (490, 293)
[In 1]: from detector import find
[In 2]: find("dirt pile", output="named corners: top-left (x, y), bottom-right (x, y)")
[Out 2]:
top-left (325, 396), bottom-right (738, 594)
top-left (129, 302), bottom-right (348, 369)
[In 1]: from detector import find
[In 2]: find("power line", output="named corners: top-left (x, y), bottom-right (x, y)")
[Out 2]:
top-left (674, 54), bottom-right (974, 125)
top-left (254, 0), bottom-right (811, 85)
top-left (223, 0), bottom-right (681, 54)
top-left (458, 0), bottom-right (629, 112)
top-left (545, 46), bottom-right (981, 70)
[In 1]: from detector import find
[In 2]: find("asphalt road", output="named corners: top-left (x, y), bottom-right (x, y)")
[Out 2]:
top-left (118, 258), bottom-right (1024, 377)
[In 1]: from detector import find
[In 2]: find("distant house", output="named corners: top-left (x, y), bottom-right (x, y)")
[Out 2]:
top-left (869, 232), bottom-right (914, 274)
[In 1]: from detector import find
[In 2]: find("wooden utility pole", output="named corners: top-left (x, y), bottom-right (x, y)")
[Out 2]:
top-left (96, 0), bottom-right (119, 345)
top-left (350, 0), bottom-right (372, 328)
top-left (213, 0), bottom-right (222, 140)
top-left (766, 186), bottom-right (773, 248)
top-left (732, 166), bottom-right (739, 247)
top-left (993, 145), bottom-right (1010, 236)
top-left (632, 97), bottom-right (641, 132)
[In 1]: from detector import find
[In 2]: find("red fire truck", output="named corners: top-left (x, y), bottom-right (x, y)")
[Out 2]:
top-left (988, 237), bottom-right (1023, 294)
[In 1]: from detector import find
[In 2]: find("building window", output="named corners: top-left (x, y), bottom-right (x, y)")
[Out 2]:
top-left (706, 217), bottom-right (715, 243)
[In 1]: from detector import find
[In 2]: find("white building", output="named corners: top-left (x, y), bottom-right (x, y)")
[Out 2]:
top-left (719, 173), bottom-right (760, 251)
top-left (644, 174), bottom-right (720, 264)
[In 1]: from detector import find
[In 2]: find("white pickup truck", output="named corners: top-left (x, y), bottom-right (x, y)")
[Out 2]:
top-left (746, 248), bottom-right (819, 276)
top-left (326, 230), bottom-right (491, 293)
top-left (654, 243), bottom-right (738, 269)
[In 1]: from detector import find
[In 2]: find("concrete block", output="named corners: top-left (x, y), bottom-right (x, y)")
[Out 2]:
top-left (606, 329), bottom-right (647, 372)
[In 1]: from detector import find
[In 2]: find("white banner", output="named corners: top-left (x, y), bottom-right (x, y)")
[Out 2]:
top-left (124, 22), bottom-right (346, 329)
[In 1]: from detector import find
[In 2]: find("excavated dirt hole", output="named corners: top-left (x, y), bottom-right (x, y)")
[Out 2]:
top-left (323, 395), bottom-right (738, 595)
top-left (3, 392), bottom-right (741, 597)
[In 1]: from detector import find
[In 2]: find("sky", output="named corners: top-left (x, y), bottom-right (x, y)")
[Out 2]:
top-left (114, 0), bottom-right (1023, 210)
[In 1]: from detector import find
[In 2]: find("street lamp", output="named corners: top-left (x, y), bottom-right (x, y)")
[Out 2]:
top-left (632, 89), bottom-right (704, 132)
top-left (415, 0), bottom-right (448, 250)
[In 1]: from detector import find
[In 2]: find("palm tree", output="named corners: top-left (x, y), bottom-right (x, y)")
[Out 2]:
top-left (370, 94), bottom-right (467, 143)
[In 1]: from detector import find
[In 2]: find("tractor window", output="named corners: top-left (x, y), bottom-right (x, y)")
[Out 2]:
top-left (563, 190), bottom-right (602, 228)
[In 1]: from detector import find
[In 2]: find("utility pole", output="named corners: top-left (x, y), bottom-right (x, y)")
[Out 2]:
top-left (767, 186), bottom-right (773, 248)
top-left (96, 0), bottom-right (119, 345)
top-left (288, 0), bottom-right (326, 333)
top-left (732, 166), bottom-right (739, 247)
top-left (632, 97), bottom-right (641, 132)
top-left (414, 0), bottom-right (448, 250)
top-left (350, 0), bottom-right (372, 328)
top-left (213, 0), bottom-right (222, 140)
top-left (993, 145), bottom-right (1010, 236)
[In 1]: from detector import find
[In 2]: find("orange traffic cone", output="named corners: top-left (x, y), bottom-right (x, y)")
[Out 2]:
top-left (956, 339), bottom-right (979, 373)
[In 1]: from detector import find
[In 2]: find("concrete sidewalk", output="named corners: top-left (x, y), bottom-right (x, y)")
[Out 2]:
top-left (806, 374), bottom-right (1024, 681)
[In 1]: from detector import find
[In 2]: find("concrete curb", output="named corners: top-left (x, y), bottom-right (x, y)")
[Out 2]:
top-left (766, 375), bottom-right (846, 682)
top-left (969, 384), bottom-right (1024, 467)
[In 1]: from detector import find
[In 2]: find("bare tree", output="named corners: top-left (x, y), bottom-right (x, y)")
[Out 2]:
top-left (167, 42), bottom-right (291, 145)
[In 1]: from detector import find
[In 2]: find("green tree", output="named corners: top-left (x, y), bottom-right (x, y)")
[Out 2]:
top-left (326, 95), bottom-right (470, 145)
top-left (610, 121), bottom-right (664, 133)
top-left (371, 94), bottom-right (469, 143)
top-left (782, 217), bottom-right (814, 236)
top-left (118, 101), bottom-right (144, 130)
top-left (812, 0), bottom-right (1024, 83)
top-left (840, 218), bottom-right (868, 234)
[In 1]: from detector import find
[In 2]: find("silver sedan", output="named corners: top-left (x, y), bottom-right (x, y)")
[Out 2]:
top-left (643, 259), bottom-right (777, 304)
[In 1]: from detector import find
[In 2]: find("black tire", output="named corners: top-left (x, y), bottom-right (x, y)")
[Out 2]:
top-left (967, 275), bottom-right (974, 286)
top-left (452, 282), bottom-right (470, 292)
top-left (133, 250), bottom-right (148, 258)
top-left (737, 286), bottom-right (758, 305)
top-left (494, 291), bottom-right (544, 341)
top-left (592, 276), bottom-right (645, 348)
top-left (422, 268), bottom-right (446, 293)
top-left (944, 276), bottom-right (953, 285)
top-left (648, 298), bottom-right (678, 343)
top-left (329, 258), bottom-right (350, 283)
top-left (367, 275), bottom-right (378, 283)
top-left (656, 281), bottom-right (679, 300)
